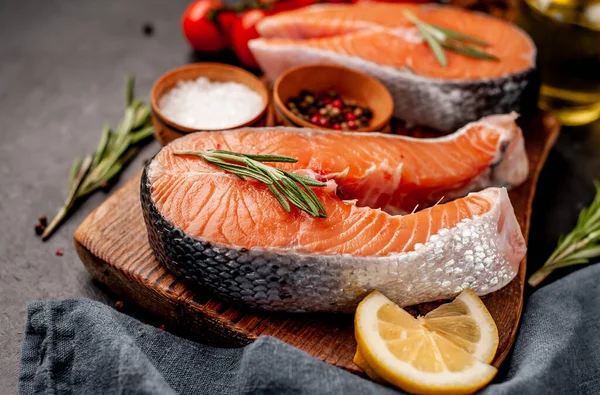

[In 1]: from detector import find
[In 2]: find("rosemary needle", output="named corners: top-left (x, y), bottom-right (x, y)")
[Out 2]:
top-left (529, 181), bottom-right (600, 287)
top-left (173, 149), bottom-right (327, 218)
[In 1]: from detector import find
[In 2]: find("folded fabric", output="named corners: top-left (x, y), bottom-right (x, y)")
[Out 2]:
top-left (19, 264), bottom-right (600, 395)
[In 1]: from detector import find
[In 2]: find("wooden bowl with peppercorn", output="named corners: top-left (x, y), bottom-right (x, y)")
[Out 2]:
top-left (273, 64), bottom-right (393, 133)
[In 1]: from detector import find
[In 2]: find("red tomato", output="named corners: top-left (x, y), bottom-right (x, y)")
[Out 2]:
top-left (215, 10), bottom-right (238, 47)
top-left (182, 0), bottom-right (227, 54)
top-left (231, 9), bottom-right (269, 68)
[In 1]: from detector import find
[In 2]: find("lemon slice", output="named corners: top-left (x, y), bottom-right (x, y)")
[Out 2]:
top-left (354, 290), bottom-right (498, 394)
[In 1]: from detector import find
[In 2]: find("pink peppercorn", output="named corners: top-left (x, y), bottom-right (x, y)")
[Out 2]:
top-left (319, 118), bottom-right (330, 127)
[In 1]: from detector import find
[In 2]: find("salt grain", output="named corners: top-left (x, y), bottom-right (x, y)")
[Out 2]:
top-left (159, 77), bottom-right (264, 130)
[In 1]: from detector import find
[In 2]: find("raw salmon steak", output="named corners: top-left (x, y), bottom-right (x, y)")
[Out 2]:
top-left (141, 115), bottom-right (527, 312)
top-left (250, 3), bottom-right (536, 132)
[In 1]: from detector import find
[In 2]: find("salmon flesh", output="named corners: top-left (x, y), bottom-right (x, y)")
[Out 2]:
top-left (250, 3), bottom-right (537, 132)
top-left (141, 115), bottom-right (528, 312)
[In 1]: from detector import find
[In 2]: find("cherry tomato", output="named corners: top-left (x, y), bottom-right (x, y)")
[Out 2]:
top-left (231, 9), bottom-right (269, 68)
top-left (215, 10), bottom-right (238, 47)
top-left (182, 0), bottom-right (227, 54)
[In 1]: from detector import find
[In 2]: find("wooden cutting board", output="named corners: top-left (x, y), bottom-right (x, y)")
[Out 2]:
top-left (74, 113), bottom-right (559, 374)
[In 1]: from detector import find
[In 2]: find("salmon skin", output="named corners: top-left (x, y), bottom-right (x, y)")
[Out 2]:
top-left (141, 116), bottom-right (527, 312)
top-left (249, 3), bottom-right (536, 132)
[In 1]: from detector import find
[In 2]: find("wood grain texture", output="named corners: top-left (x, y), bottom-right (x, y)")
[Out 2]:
top-left (74, 113), bottom-right (559, 374)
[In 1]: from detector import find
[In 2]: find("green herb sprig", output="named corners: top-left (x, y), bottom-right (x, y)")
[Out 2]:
top-left (404, 11), bottom-right (500, 67)
top-left (173, 149), bottom-right (327, 218)
top-left (40, 77), bottom-right (154, 240)
top-left (529, 181), bottom-right (600, 287)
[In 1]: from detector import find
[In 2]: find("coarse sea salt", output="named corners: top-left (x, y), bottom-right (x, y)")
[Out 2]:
top-left (159, 77), bottom-right (264, 130)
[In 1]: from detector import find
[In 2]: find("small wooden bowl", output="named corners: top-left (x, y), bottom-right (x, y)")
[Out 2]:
top-left (273, 64), bottom-right (393, 133)
top-left (151, 63), bottom-right (269, 145)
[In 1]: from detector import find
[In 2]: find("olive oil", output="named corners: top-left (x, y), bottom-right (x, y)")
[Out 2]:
top-left (518, 0), bottom-right (600, 125)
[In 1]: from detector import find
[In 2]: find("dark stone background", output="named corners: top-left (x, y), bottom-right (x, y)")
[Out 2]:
top-left (1, 0), bottom-right (599, 392)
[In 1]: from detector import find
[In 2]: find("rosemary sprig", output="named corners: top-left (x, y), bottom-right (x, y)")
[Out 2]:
top-left (529, 181), bottom-right (600, 287)
top-left (173, 149), bottom-right (327, 218)
top-left (40, 76), bottom-right (154, 240)
top-left (404, 11), bottom-right (500, 67)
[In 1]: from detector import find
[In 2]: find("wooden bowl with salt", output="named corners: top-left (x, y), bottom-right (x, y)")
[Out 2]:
top-left (151, 63), bottom-right (269, 145)
top-left (273, 64), bottom-right (394, 133)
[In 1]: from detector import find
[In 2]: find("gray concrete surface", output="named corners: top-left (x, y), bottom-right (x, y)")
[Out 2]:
top-left (1, 0), bottom-right (599, 393)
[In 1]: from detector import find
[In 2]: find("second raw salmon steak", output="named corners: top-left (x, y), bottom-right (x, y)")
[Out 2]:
top-left (250, 3), bottom-right (536, 132)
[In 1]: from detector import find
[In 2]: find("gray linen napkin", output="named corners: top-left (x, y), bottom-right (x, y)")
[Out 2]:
top-left (19, 264), bottom-right (600, 394)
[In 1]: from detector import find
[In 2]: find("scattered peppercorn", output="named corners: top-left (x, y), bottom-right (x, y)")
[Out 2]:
top-left (114, 301), bottom-right (124, 311)
top-left (35, 216), bottom-right (48, 236)
top-left (286, 90), bottom-right (373, 131)
top-left (35, 224), bottom-right (44, 236)
top-left (158, 324), bottom-right (165, 330)
top-left (55, 249), bottom-right (64, 256)
top-left (142, 22), bottom-right (154, 37)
